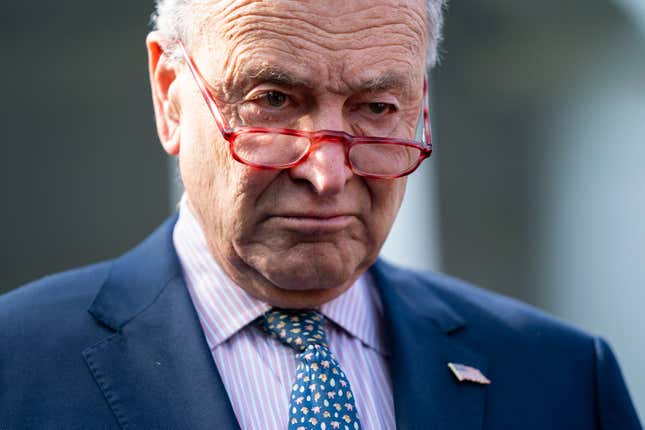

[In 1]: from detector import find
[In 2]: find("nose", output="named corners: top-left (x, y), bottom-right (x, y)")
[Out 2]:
top-left (289, 112), bottom-right (354, 196)
top-left (289, 140), bottom-right (353, 196)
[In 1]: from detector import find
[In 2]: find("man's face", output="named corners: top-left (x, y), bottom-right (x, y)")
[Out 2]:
top-left (150, 0), bottom-right (428, 308)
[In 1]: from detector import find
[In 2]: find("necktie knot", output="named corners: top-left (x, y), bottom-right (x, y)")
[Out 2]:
top-left (260, 309), bottom-right (328, 352)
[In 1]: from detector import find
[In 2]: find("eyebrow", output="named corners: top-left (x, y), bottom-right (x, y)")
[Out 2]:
top-left (237, 65), bottom-right (315, 90)
top-left (357, 72), bottom-right (413, 94)
top-left (231, 65), bottom-right (413, 97)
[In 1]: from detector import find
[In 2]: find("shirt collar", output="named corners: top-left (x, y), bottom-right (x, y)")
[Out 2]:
top-left (321, 272), bottom-right (387, 354)
top-left (173, 196), bottom-right (386, 354)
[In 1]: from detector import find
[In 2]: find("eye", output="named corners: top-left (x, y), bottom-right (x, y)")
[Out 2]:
top-left (263, 91), bottom-right (289, 108)
top-left (360, 102), bottom-right (397, 116)
top-left (367, 102), bottom-right (389, 114)
top-left (239, 87), bottom-right (303, 126)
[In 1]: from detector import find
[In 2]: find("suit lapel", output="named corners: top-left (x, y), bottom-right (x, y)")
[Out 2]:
top-left (371, 260), bottom-right (488, 430)
top-left (84, 217), bottom-right (240, 430)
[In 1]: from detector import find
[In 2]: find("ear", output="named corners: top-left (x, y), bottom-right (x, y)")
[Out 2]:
top-left (146, 31), bottom-right (181, 156)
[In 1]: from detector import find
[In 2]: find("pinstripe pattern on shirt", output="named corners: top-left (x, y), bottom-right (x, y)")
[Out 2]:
top-left (173, 198), bottom-right (395, 430)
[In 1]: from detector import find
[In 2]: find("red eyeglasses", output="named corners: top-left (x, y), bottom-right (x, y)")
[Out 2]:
top-left (178, 41), bottom-right (432, 179)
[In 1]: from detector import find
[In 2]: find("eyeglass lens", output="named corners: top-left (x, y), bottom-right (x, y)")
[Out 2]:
top-left (232, 132), bottom-right (422, 176)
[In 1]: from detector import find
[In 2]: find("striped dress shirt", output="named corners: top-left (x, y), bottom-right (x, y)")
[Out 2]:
top-left (173, 198), bottom-right (396, 430)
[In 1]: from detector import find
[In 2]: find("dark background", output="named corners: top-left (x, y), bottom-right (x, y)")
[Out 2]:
top-left (1, 2), bottom-right (168, 291)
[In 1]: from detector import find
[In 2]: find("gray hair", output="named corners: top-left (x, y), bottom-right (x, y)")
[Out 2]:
top-left (151, 0), bottom-right (447, 68)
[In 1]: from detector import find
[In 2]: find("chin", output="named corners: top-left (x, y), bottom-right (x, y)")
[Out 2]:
top-left (236, 241), bottom-right (374, 307)
top-left (265, 284), bottom-right (350, 309)
top-left (265, 263), bottom-right (353, 291)
top-left (240, 241), bottom-right (363, 287)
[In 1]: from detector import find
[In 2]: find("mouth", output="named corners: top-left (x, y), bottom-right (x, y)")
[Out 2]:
top-left (268, 214), bottom-right (355, 233)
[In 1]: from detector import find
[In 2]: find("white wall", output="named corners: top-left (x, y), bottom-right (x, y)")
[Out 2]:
top-left (531, 30), bottom-right (645, 418)
top-left (380, 159), bottom-right (442, 271)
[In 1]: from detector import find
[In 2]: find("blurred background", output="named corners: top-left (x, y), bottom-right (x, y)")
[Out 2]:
top-left (1, 0), bottom-right (643, 421)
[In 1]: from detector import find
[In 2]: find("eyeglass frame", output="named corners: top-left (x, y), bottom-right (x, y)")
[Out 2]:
top-left (177, 40), bottom-right (433, 179)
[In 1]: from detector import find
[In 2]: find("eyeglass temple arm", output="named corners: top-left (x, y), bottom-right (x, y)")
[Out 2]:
top-left (422, 78), bottom-right (432, 151)
top-left (177, 40), bottom-right (229, 132)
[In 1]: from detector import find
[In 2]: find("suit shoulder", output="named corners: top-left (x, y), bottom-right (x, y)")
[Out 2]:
top-left (0, 261), bottom-right (112, 316)
top-left (378, 260), bottom-right (594, 343)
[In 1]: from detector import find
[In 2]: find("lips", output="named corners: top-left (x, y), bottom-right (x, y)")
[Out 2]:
top-left (267, 214), bottom-right (355, 233)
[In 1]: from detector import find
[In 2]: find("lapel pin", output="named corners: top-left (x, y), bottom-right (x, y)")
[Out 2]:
top-left (448, 362), bottom-right (491, 385)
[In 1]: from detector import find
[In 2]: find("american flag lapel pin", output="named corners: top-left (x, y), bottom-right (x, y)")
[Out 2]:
top-left (447, 362), bottom-right (491, 385)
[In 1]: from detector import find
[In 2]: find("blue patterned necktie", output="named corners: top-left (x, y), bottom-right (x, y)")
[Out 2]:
top-left (260, 309), bottom-right (362, 430)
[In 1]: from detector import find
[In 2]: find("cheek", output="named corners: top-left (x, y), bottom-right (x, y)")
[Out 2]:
top-left (368, 179), bottom-right (407, 236)
top-left (207, 163), bottom-right (281, 240)
top-left (179, 104), bottom-right (223, 183)
top-left (179, 136), bottom-right (227, 213)
top-left (177, 107), bottom-right (241, 239)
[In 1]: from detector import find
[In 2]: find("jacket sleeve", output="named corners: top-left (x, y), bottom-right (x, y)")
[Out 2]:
top-left (594, 337), bottom-right (643, 429)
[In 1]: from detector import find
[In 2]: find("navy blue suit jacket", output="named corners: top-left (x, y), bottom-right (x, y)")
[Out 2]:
top-left (1, 217), bottom-right (642, 429)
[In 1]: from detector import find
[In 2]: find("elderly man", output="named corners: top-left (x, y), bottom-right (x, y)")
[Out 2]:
top-left (0, 0), bottom-right (641, 429)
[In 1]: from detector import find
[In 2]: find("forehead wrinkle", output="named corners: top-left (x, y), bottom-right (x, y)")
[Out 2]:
top-left (216, 0), bottom-right (426, 39)
top-left (219, 15), bottom-right (424, 60)
top-left (209, 0), bottom-right (427, 57)
top-left (192, 0), bottom-right (426, 99)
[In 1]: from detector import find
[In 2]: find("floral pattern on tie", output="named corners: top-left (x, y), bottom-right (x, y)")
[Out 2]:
top-left (260, 309), bottom-right (362, 430)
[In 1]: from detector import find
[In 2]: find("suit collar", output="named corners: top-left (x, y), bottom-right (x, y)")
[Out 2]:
top-left (88, 216), bottom-right (181, 331)
top-left (371, 259), bottom-right (488, 430)
top-left (85, 216), bottom-right (240, 430)
top-left (370, 259), bottom-right (466, 334)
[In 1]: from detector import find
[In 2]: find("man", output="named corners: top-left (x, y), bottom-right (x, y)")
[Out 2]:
top-left (0, 0), bottom-right (641, 429)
